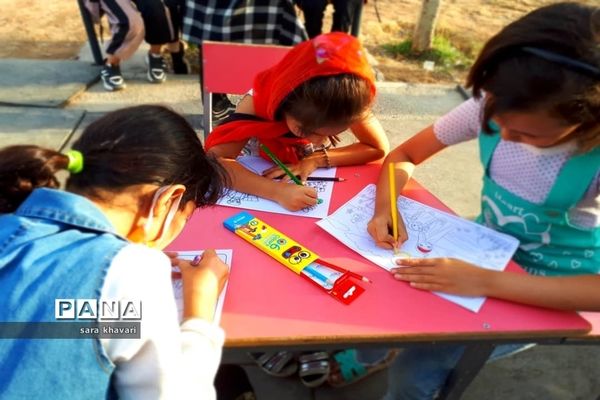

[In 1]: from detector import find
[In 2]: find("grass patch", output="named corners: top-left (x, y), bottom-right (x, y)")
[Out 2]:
top-left (382, 36), bottom-right (473, 70)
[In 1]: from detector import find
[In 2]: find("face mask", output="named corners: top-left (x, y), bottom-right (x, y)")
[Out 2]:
top-left (131, 186), bottom-right (183, 247)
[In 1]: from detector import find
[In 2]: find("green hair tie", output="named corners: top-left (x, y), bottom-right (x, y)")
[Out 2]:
top-left (66, 150), bottom-right (84, 174)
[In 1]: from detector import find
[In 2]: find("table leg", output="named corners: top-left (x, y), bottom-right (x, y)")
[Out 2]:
top-left (437, 343), bottom-right (495, 400)
top-left (77, 0), bottom-right (104, 65)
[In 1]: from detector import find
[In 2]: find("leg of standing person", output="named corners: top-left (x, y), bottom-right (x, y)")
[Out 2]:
top-left (99, 0), bottom-right (145, 91)
top-left (294, 0), bottom-right (327, 38)
top-left (163, 0), bottom-right (190, 74)
top-left (133, 0), bottom-right (176, 83)
top-left (331, 0), bottom-right (362, 33)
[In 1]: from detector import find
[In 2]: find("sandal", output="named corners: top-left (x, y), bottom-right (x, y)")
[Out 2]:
top-left (248, 351), bottom-right (298, 378)
top-left (298, 351), bottom-right (331, 388)
top-left (327, 349), bottom-right (398, 388)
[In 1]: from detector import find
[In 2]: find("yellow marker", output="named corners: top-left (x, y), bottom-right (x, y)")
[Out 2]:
top-left (388, 162), bottom-right (400, 254)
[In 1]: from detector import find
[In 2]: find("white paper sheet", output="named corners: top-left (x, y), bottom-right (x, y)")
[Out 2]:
top-left (171, 249), bottom-right (232, 324)
top-left (317, 184), bottom-right (519, 312)
top-left (217, 156), bottom-right (337, 218)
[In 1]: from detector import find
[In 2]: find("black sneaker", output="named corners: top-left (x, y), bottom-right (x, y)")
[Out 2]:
top-left (170, 42), bottom-right (190, 74)
top-left (212, 96), bottom-right (236, 121)
top-left (100, 63), bottom-right (126, 91)
top-left (146, 53), bottom-right (167, 83)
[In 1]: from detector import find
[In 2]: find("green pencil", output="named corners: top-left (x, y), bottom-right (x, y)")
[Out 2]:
top-left (259, 143), bottom-right (303, 185)
top-left (259, 143), bottom-right (323, 204)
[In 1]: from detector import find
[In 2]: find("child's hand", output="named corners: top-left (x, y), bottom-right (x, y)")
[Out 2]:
top-left (173, 250), bottom-right (229, 322)
top-left (274, 183), bottom-right (318, 211)
top-left (262, 163), bottom-right (295, 180)
top-left (391, 257), bottom-right (491, 297)
top-left (291, 157), bottom-right (320, 182)
top-left (367, 213), bottom-right (408, 249)
top-left (262, 158), bottom-right (320, 183)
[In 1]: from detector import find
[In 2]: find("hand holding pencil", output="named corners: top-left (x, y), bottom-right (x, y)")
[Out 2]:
top-left (261, 146), bottom-right (322, 184)
top-left (366, 162), bottom-right (409, 250)
top-left (260, 144), bottom-right (321, 211)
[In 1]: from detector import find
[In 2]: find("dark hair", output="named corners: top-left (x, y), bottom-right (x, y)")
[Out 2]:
top-left (276, 73), bottom-right (373, 134)
top-left (0, 105), bottom-right (228, 213)
top-left (467, 2), bottom-right (600, 152)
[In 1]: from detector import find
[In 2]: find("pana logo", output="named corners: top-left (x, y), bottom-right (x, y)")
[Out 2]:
top-left (54, 299), bottom-right (142, 320)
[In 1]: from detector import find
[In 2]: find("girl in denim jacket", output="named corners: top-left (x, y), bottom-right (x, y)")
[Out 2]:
top-left (0, 105), bottom-right (229, 399)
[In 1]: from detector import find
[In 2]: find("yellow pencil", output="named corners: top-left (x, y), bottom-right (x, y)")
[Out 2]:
top-left (388, 162), bottom-right (400, 254)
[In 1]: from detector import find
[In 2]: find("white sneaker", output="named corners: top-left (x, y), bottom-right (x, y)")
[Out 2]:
top-left (100, 63), bottom-right (126, 91)
top-left (145, 53), bottom-right (167, 83)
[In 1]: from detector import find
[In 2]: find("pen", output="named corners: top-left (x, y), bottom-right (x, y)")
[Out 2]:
top-left (315, 259), bottom-right (372, 283)
top-left (388, 162), bottom-right (400, 255)
top-left (305, 176), bottom-right (346, 182)
top-left (260, 143), bottom-right (323, 204)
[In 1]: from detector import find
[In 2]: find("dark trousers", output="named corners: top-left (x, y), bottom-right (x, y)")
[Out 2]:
top-left (331, 0), bottom-right (362, 33)
top-left (295, 0), bottom-right (362, 38)
top-left (133, 0), bottom-right (182, 44)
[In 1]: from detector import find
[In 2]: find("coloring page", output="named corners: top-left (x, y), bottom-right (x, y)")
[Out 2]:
top-left (171, 249), bottom-right (232, 324)
top-left (317, 184), bottom-right (519, 312)
top-left (217, 156), bottom-right (337, 218)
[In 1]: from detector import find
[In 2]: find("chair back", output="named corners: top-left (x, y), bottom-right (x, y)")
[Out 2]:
top-left (202, 41), bottom-right (291, 136)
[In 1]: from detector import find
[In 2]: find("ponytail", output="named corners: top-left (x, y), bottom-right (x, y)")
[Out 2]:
top-left (0, 145), bottom-right (69, 213)
top-left (1, 105), bottom-right (229, 214)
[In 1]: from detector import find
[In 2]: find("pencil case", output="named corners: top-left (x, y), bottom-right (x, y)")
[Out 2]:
top-left (223, 211), bottom-right (365, 304)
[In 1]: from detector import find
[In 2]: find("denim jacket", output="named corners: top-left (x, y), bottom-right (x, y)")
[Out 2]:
top-left (0, 188), bottom-right (127, 399)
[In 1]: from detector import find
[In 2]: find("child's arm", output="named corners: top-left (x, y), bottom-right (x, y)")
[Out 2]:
top-left (368, 125), bottom-right (448, 248)
top-left (209, 141), bottom-right (319, 211)
top-left (262, 113), bottom-right (390, 182)
top-left (391, 257), bottom-right (600, 311)
top-left (325, 113), bottom-right (390, 166)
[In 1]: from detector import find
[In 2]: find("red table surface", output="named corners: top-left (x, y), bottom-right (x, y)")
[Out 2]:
top-left (579, 312), bottom-right (600, 338)
top-left (168, 163), bottom-right (591, 347)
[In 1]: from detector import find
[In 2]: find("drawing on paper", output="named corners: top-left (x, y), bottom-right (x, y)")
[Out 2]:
top-left (317, 184), bottom-right (520, 312)
top-left (216, 156), bottom-right (337, 219)
top-left (224, 190), bottom-right (260, 205)
top-left (172, 250), bottom-right (232, 324)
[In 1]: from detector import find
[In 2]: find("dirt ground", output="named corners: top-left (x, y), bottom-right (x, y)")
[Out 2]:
top-left (1, 0), bottom-right (595, 84)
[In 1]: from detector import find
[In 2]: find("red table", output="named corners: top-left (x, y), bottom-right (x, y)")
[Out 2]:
top-left (168, 163), bottom-right (592, 399)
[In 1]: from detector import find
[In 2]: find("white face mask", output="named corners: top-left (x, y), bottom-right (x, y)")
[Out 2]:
top-left (142, 186), bottom-right (183, 247)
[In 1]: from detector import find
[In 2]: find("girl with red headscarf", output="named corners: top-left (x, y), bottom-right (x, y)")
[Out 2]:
top-left (205, 32), bottom-right (389, 211)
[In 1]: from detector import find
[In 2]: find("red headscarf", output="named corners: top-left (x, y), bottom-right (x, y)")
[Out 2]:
top-left (204, 32), bottom-right (376, 163)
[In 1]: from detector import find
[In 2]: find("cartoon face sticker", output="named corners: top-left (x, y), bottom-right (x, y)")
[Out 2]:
top-left (282, 246), bottom-right (311, 265)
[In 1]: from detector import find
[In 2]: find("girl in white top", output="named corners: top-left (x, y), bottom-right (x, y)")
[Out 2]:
top-left (368, 3), bottom-right (600, 399)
